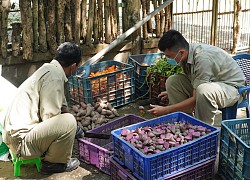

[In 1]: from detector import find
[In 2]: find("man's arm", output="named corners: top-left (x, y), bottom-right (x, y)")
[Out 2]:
top-left (148, 89), bottom-right (196, 116)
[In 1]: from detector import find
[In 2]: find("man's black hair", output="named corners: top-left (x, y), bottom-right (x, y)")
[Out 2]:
top-left (158, 29), bottom-right (189, 52)
top-left (54, 42), bottom-right (82, 67)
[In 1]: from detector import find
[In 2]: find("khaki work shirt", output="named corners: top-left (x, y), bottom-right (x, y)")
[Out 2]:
top-left (185, 43), bottom-right (245, 89)
top-left (2, 60), bottom-right (68, 140)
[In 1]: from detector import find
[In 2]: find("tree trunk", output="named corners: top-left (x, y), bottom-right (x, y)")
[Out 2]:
top-left (104, 0), bottom-right (112, 43)
top-left (20, 0), bottom-right (33, 60)
top-left (232, 0), bottom-right (241, 54)
top-left (86, 0), bottom-right (95, 46)
top-left (81, 0), bottom-right (87, 43)
top-left (32, 0), bottom-right (39, 52)
top-left (65, 0), bottom-right (73, 42)
top-left (11, 23), bottom-right (22, 56)
top-left (38, 0), bottom-right (48, 52)
top-left (74, 0), bottom-right (81, 44)
top-left (0, 0), bottom-right (11, 58)
top-left (57, 0), bottom-right (66, 44)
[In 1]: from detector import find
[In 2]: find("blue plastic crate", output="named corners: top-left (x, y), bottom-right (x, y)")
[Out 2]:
top-left (128, 53), bottom-right (163, 99)
top-left (218, 118), bottom-right (250, 180)
top-left (110, 156), bottom-right (216, 180)
top-left (68, 60), bottom-right (135, 107)
top-left (111, 112), bottom-right (220, 180)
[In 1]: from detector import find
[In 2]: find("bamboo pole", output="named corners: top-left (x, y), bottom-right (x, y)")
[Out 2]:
top-left (210, 0), bottom-right (218, 46)
top-left (232, 0), bottom-right (241, 54)
top-left (84, 0), bottom-right (174, 66)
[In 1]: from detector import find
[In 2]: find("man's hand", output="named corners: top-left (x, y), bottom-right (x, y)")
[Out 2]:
top-left (158, 91), bottom-right (168, 103)
top-left (148, 104), bottom-right (169, 117)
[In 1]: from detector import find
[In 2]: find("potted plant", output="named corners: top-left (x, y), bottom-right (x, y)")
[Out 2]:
top-left (146, 57), bottom-right (183, 99)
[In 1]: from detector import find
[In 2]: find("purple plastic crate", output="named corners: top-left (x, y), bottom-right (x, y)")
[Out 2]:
top-left (111, 112), bottom-right (220, 180)
top-left (77, 115), bottom-right (146, 175)
top-left (110, 157), bottom-right (216, 180)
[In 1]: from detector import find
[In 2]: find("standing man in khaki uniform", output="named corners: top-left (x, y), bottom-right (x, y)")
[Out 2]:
top-left (2, 42), bottom-right (82, 174)
top-left (148, 30), bottom-right (245, 125)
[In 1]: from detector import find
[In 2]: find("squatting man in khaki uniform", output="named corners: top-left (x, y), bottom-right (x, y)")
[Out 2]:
top-left (2, 42), bottom-right (83, 174)
top-left (148, 30), bottom-right (246, 126)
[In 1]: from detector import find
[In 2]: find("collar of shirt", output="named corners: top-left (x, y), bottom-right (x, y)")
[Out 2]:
top-left (187, 43), bottom-right (196, 65)
top-left (50, 60), bottom-right (68, 83)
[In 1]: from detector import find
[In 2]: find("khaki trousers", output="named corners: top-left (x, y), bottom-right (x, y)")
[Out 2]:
top-left (7, 113), bottom-right (76, 163)
top-left (166, 74), bottom-right (240, 125)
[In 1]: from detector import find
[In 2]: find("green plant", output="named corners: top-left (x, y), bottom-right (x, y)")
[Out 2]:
top-left (146, 57), bottom-right (183, 86)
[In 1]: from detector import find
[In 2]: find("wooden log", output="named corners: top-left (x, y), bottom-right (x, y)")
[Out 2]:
top-left (86, 0), bottom-right (95, 45)
top-left (11, 23), bottom-right (22, 56)
top-left (125, 0), bottom-right (141, 54)
top-left (232, 0), bottom-right (241, 54)
top-left (0, 0), bottom-right (11, 58)
top-left (158, 0), bottom-right (165, 35)
top-left (164, 1), bottom-right (172, 32)
top-left (152, 0), bottom-right (161, 37)
top-left (65, 0), bottom-right (73, 42)
top-left (97, 0), bottom-right (103, 43)
top-left (141, 0), bottom-right (148, 39)
top-left (20, 0), bottom-right (33, 60)
top-left (70, 0), bottom-right (76, 41)
top-left (81, 0), bottom-right (87, 43)
top-left (93, 0), bottom-right (99, 44)
top-left (104, 0), bottom-right (112, 43)
top-left (57, 0), bottom-right (66, 44)
top-left (74, 0), bottom-right (81, 44)
top-left (111, 0), bottom-right (118, 39)
top-left (146, 0), bottom-right (152, 33)
top-left (32, 0), bottom-right (39, 52)
top-left (47, 0), bottom-right (57, 54)
top-left (38, 0), bottom-right (48, 52)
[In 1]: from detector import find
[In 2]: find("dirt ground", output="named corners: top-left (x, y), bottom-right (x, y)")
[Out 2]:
top-left (0, 100), bottom-right (247, 180)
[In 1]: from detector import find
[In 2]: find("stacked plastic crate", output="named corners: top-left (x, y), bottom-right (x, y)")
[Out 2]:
top-left (218, 119), bottom-right (250, 180)
top-left (77, 115), bottom-right (146, 175)
top-left (128, 53), bottom-right (163, 99)
top-left (68, 60), bottom-right (135, 108)
top-left (110, 112), bottom-right (220, 180)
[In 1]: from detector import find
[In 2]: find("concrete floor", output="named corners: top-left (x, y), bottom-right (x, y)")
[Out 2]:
top-left (0, 101), bottom-right (247, 180)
